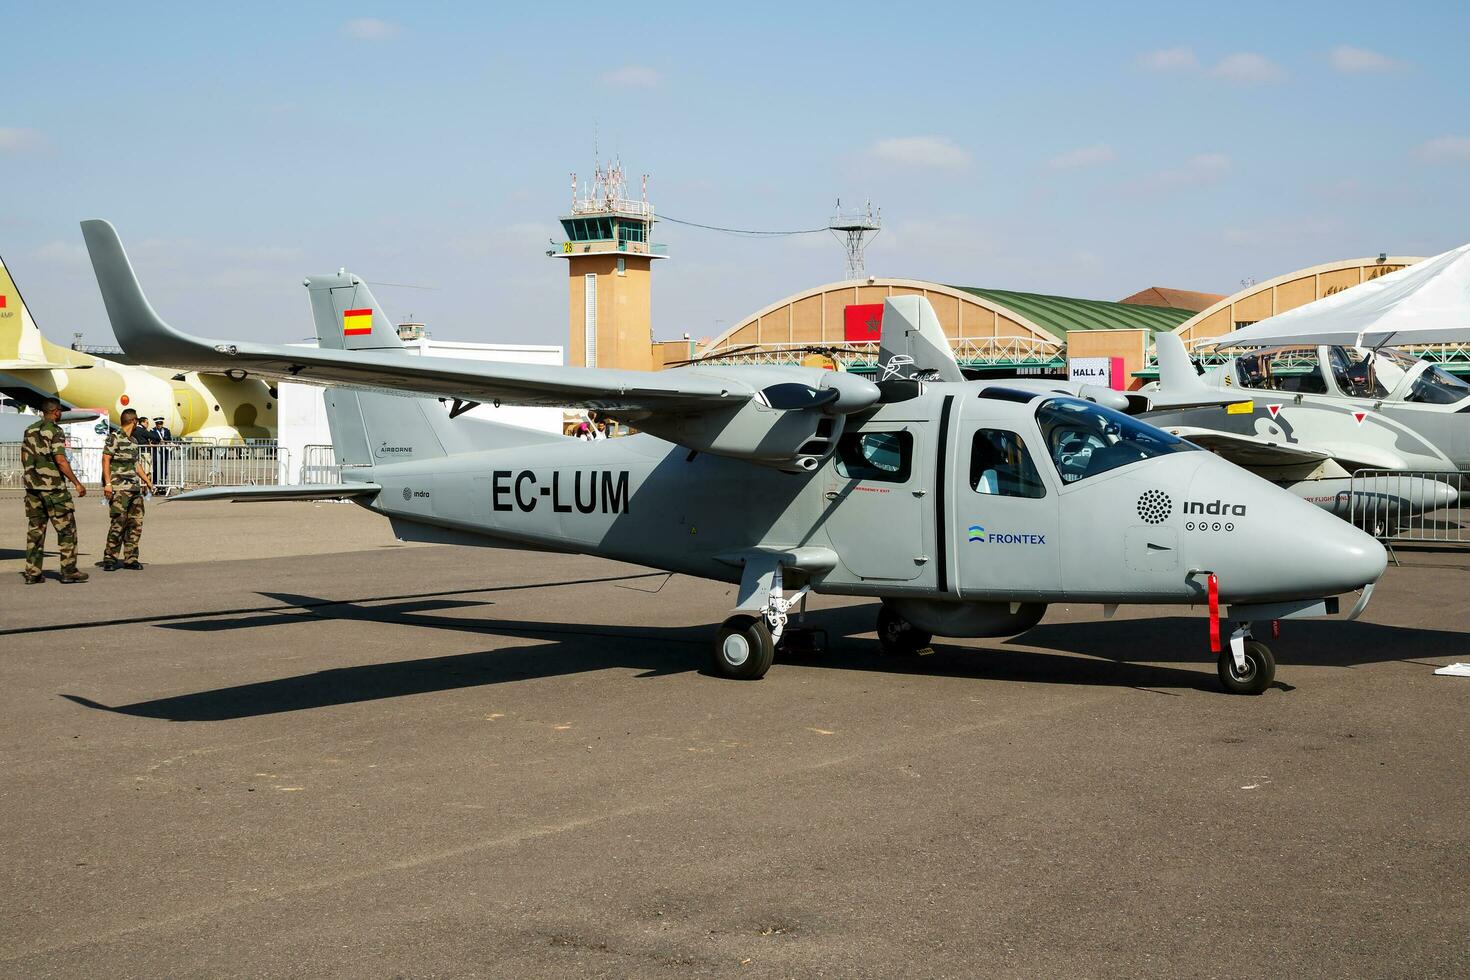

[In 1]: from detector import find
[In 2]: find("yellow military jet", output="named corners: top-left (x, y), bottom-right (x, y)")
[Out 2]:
top-left (0, 254), bottom-right (276, 439)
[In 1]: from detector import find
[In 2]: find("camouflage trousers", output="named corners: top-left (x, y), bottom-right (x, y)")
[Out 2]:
top-left (105, 490), bottom-right (146, 562)
top-left (24, 490), bottom-right (79, 577)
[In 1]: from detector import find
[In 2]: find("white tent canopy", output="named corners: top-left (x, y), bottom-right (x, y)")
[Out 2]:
top-left (1208, 242), bottom-right (1470, 348)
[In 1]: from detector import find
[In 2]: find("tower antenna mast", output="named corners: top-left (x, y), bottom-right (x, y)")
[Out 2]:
top-left (828, 198), bottom-right (881, 279)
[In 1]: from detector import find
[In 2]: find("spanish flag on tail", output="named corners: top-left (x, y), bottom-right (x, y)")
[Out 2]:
top-left (343, 308), bottom-right (373, 336)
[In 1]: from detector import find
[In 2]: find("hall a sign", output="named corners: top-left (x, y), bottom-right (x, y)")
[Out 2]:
top-left (1067, 356), bottom-right (1125, 390)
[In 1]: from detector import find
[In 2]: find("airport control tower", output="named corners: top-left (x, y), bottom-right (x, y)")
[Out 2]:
top-left (554, 160), bottom-right (665, 371)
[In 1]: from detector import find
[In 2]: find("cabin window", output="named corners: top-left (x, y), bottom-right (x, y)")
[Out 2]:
top-left (835, 430), bottom-right (912, 483)
top-left (1234, 348), bottom-right (1328, 394)
top-left (970, 429), bottom-right (1046, 498)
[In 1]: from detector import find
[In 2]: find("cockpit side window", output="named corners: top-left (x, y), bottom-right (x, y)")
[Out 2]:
top-left (1328, 346), bottom-right (1388, 399)
top-left (970, 429), bottom-right (1046, 498)
top-left (835, 430), bottom-right (912, 483)
top-left (1036, 397), bottom-right (1197, 485)
top-left (1235, 348), bottom-right (1328, 394)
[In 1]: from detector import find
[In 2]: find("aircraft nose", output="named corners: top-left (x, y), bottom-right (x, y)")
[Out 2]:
top-left (1184, 457), bottom-right (1387, 601)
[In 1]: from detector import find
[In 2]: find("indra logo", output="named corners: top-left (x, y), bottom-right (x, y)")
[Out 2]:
top-left (401, 486), bottom-right (430, 501)
top-left (1184, 499), bottom-right (1244, 533)
top-left (402, 487), bottom-right (412, 502)
top-left (967, 523), bottom-right (1046, 545)
top-left (1136, 490), bottom-right (1172, 525)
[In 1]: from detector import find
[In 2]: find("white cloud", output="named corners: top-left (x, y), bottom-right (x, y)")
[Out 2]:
top-left (1046, 144), bottom-right (1116, 171)
top-left (342, 18), bottom-right (399, 41)
top-left (0, 127), bottom-right (44, 153)
top-left (1415, 136), bottom-right (1470, 165)
top-left (599, 65), bottom-right (662, 89)
top-left (1329, 45), bottom-right (1398, 73)
top-left (1210, 52), bottom-right (1284, 83)
top-left (1135, 47), bottom-right (1198, 72)
top-left (1137, 153), bottom-right (1231, 192)
top-left (868, 136), bottom-right (971, 170)
top-left (35, 241), bottom-right (86, 264)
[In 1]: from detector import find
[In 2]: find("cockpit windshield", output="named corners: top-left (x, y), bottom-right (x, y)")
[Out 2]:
top-left (1035, 397), bottom-right (1197, 485)
top-left (1333, 346), bottom-right (1470, 405)
top-left (1403, 359), bottom-right (1470, 404)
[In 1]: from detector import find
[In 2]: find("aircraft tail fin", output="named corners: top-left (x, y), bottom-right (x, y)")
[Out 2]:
top-left (877, 297), bottom-right (965, 383)
top-left (304, 273), bottom-right (560, 466)
top-left (1149, 331), bottom-right (1231, 408)
top-left (0, 254), bottom-right (62, 364)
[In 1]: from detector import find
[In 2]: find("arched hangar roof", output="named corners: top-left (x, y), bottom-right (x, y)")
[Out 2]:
top-left (1172, 255), bottom-right (1425, 347)
top-left (699, 278), bottom-right (1192, 355)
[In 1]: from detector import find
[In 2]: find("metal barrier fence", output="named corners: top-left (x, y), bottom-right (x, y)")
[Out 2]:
top-left (300, 444), bottom-right (341, 485)
top-left (1348, 469), bottom-right (1468, 545)
top-left (0, 441), bottom-right (290, 494)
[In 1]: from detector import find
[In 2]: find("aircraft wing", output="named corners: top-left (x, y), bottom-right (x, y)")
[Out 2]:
top-left (0, 360), bottom-right (94, 372)
top-left (80, 219), bottom-right (754, 416)
top-left (1169, 427), bottom-right (1333, 468)
top-left (1171, 426), bottom-right (1405, 472)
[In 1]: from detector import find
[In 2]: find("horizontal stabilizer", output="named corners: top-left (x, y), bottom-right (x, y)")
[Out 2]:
top-left (168, 483), bottom-right (381, 503)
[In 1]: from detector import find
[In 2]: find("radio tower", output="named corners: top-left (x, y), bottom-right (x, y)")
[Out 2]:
top-left (829, 198), bottom-right (881, 279)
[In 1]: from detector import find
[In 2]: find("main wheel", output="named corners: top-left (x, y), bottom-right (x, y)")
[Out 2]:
top-left (713, 614), bottom-right (775, 680)
top-left (876, 604), bottom-right (932, 657)
top-left (1217, 640), bottom-right (1276, 695)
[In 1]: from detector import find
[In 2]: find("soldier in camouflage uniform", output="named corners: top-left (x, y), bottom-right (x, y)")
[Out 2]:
top-left (21, 399), bottom-right (89, 584)
top-left (101, 409), bottom-right (156, 571)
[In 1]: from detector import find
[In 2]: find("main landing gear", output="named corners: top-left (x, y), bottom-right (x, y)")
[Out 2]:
top-left (1217, 622), bottom-right (1276, 696)
top-left (711, 560), bottom-right (809, 681)
top-left (876, 603), bottom-right (932, 657)
top-left (714, 614), bottom-right (776, 680)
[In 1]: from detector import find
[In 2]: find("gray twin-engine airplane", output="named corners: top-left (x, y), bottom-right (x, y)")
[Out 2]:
top-left (1142, 333), bottom-right (1470, 522)
top-left (81, 219), bottom-right (1387, 695)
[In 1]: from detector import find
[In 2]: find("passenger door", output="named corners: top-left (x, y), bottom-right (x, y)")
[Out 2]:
top-left (953, 420), bottom-right (1061, 598)
top-left (822, 411), bottom-right (933, 584)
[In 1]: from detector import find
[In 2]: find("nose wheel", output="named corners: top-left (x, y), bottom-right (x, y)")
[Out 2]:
top-left (1217, 638), bottom-right (1275, 695)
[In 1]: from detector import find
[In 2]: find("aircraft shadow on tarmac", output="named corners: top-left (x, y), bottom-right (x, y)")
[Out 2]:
top-left (58, 589), bottom-right (1465, 722)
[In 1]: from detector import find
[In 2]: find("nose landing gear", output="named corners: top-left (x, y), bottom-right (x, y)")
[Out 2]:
top-left (1217, 623), bottom-right (1276, 695)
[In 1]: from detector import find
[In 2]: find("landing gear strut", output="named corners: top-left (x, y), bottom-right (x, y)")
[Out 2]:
top-left (710, 560), bottom-right (809, 680)
top-left (1217, 622), bottom-right (1276, 695)
top-left (876, 603), bottom-right (932, 657)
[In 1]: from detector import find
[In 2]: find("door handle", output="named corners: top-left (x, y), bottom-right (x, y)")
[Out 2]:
top-left (824, 489), bottom-right (839, 500)
top-left (912, 488), bottom-right (926, 497)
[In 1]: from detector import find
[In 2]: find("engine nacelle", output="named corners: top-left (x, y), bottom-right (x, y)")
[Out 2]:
top-left (638, 367), bottom-right (880, 471)
top-left (889, 599), bottom-right (1048, 638)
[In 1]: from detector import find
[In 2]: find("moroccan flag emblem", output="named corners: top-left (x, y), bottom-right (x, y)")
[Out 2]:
top-left (843, 303), bottom-right (884, 342)
top-left (342, 308), bottom-right (373, 336)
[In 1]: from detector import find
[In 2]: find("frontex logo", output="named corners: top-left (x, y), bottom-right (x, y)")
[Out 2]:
top-left (968, 524), bottom-right (1047, 545)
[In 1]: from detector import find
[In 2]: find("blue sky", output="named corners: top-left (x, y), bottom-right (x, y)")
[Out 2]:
top-left (4, 1), bottom-right (1468, 349)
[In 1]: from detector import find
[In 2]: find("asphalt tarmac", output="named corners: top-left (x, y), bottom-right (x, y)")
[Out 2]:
top-left (2, 499), bottom-right (1468, 977)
